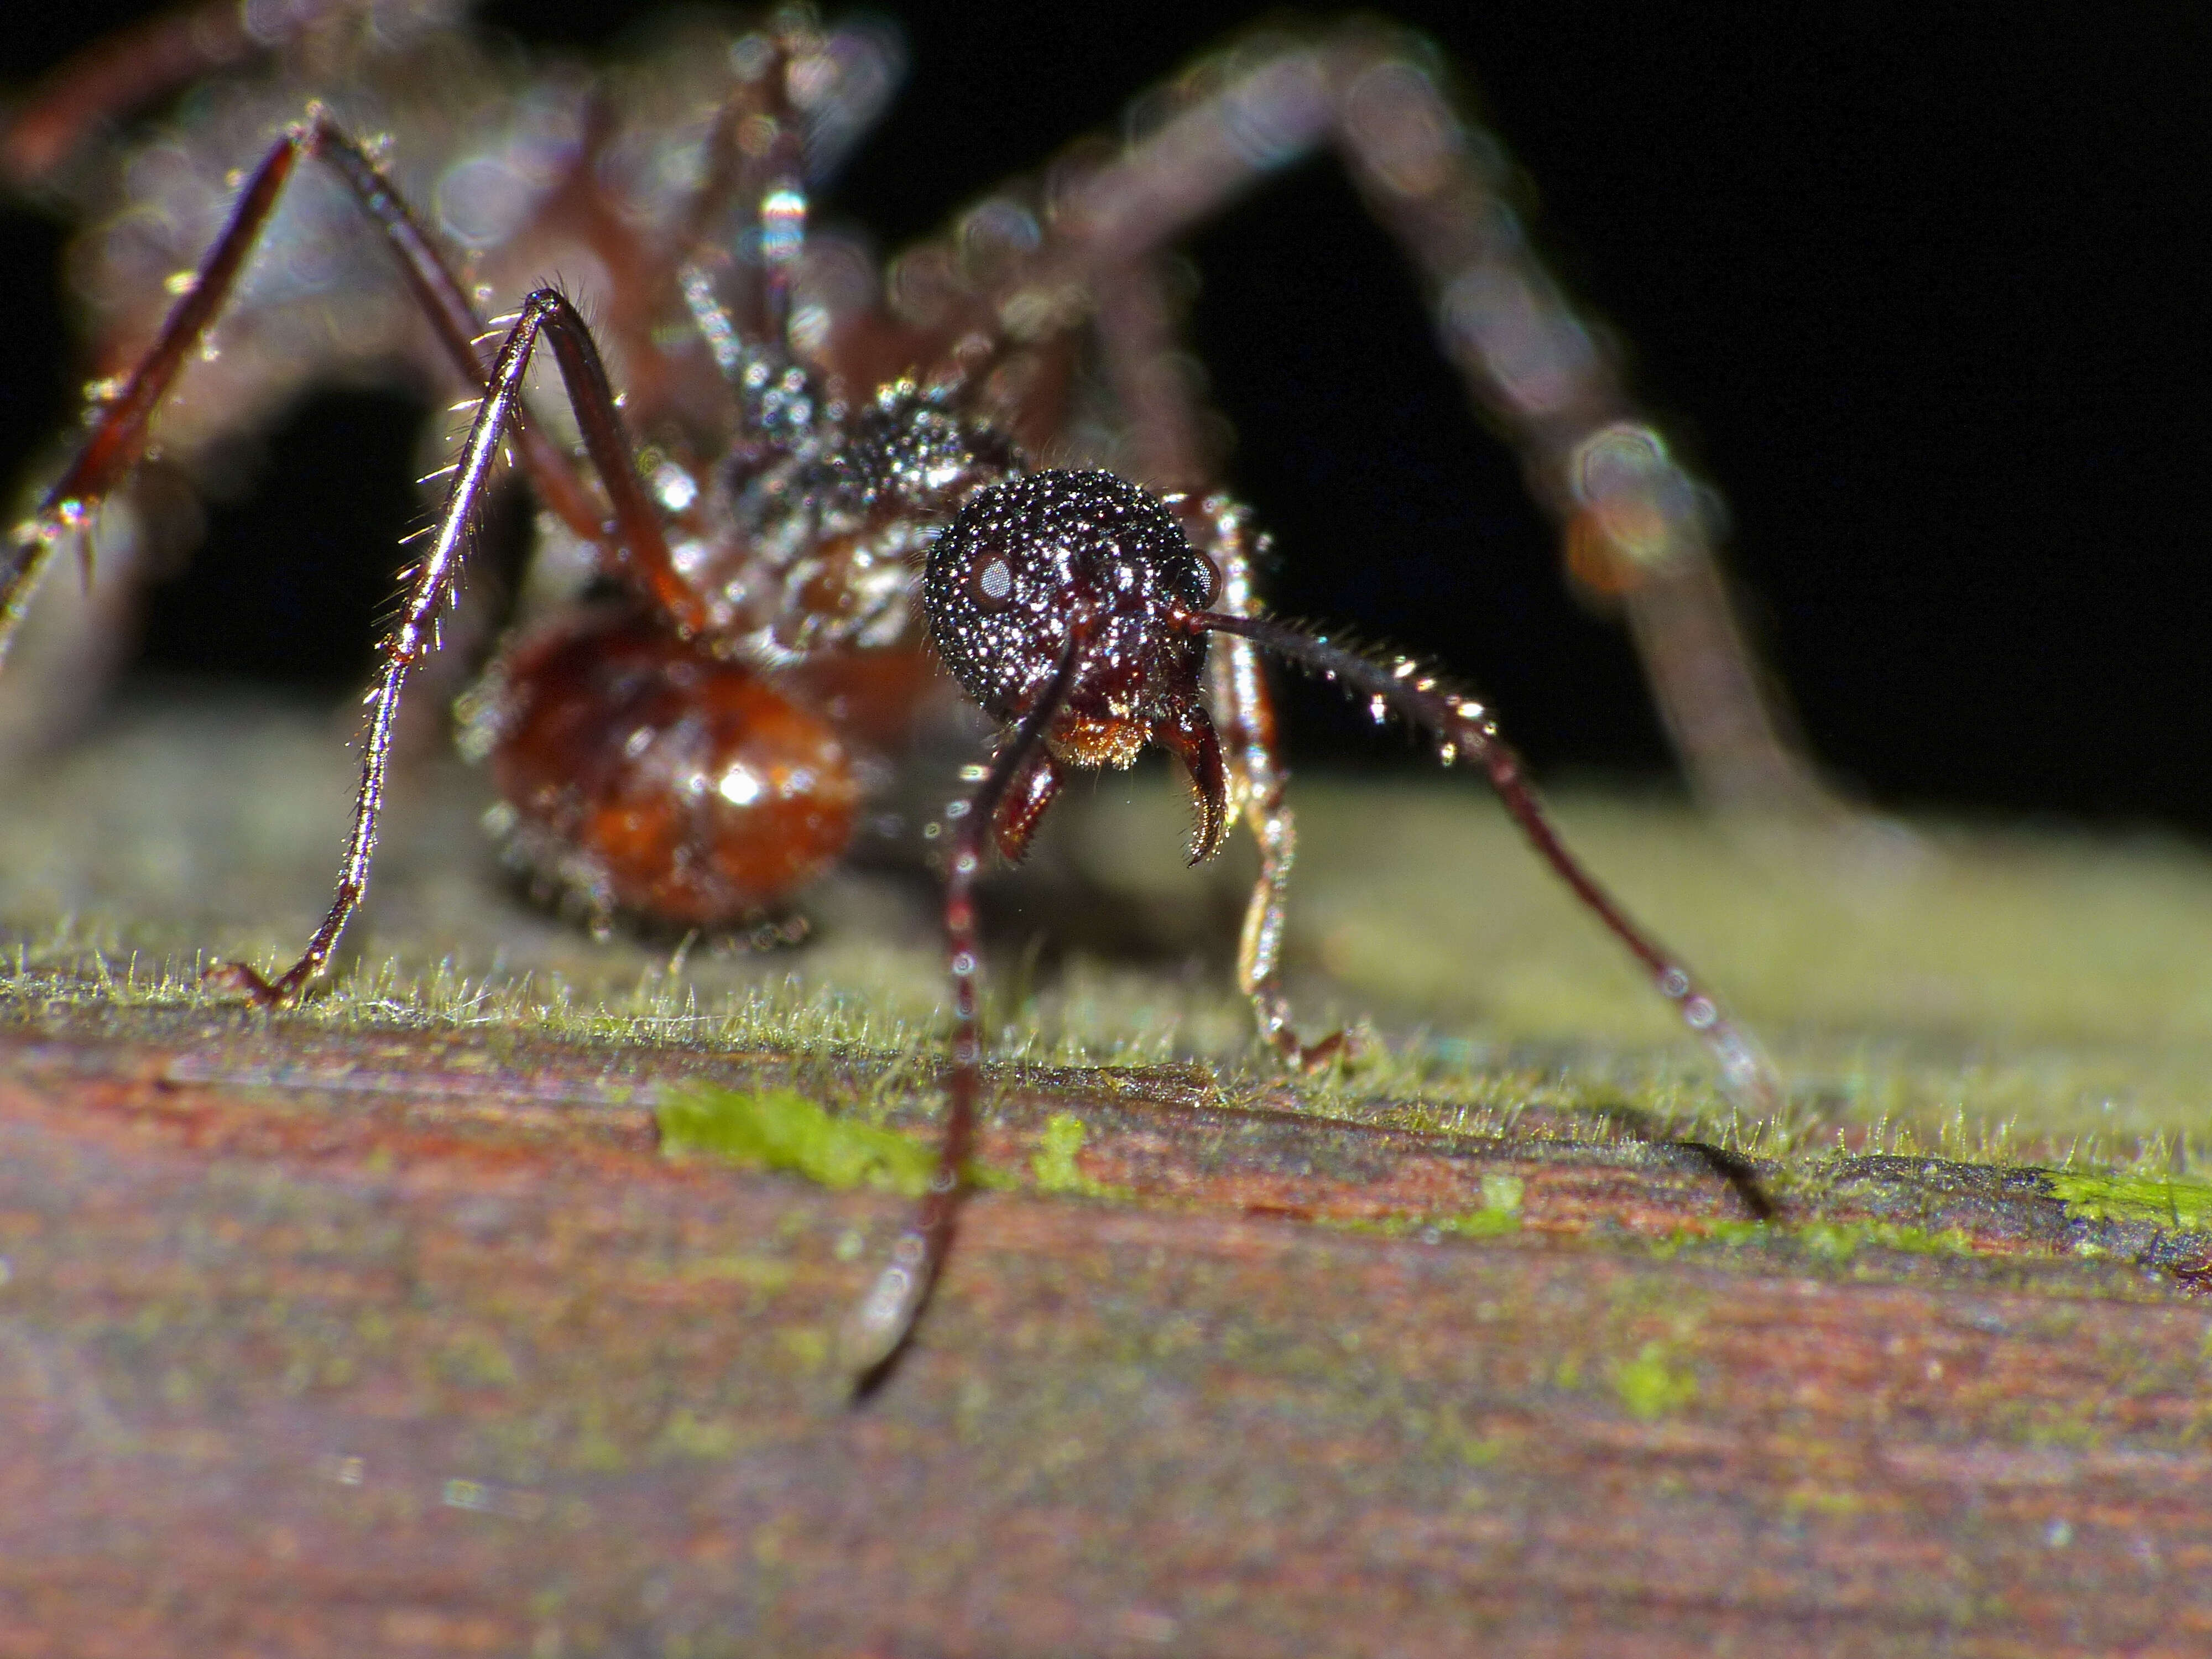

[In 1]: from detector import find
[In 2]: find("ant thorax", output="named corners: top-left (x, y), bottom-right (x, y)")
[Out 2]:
top-left (455, 377), bottom-right (1035, 931)
top-left (705, 379), bottom-right (1021, 667)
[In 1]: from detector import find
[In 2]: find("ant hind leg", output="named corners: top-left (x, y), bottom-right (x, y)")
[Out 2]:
top-left (211, 285), bottom-right (689, 1005)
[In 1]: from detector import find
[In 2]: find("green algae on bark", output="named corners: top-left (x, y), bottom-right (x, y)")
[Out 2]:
top-left (656, 1083), bottom-right (935, 1194)
top-left (1610, 1340), bottom-right (1700, 1420)
top-left (2047, 1171), bottom-right (2212, 1230)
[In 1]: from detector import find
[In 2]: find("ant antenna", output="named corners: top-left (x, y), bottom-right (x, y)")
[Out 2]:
top-left (1191, 608), bottom-right (1776, 1108)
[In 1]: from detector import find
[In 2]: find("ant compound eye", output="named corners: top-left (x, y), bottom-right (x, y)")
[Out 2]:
top-left (972, 554), bottom-right (1015, 611)
top-left (1193, 550), bottom-right (1221, 609)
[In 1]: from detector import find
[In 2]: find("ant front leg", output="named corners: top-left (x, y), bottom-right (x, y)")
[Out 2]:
top-left (1190, 495), bottom-right (1346, 1069)
top-left (842, 625), bottom-right (1091, 1384)
top-left (212, 286), bottom-right (685, 1005)
top-left (1082, 255), bottom-right (1340, 1065)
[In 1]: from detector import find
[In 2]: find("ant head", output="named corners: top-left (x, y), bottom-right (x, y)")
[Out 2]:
top-left (926, 469), bottom-right (1228, 859)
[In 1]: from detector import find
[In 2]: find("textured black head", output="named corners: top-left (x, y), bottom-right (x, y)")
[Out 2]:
top-left (925, 469), bottom-right (1228, 860)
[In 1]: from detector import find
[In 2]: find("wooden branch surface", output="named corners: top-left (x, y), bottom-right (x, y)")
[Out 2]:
top-left (2, 1003), bottom-right (2208, 1657)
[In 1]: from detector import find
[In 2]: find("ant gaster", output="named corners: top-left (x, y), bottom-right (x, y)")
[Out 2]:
top-left (0, 8), bottom-right (1781, 1380)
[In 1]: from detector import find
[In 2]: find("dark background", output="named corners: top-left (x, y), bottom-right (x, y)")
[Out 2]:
top-left (2, 2), bottom-right (2208, 828)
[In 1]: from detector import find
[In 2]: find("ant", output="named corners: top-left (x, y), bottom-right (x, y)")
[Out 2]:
top-left (1, 7), bottom-right (1781, 1378)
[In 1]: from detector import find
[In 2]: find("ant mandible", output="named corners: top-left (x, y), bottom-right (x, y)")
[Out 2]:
top-left (0, 8), bottom-right (1781, 1378)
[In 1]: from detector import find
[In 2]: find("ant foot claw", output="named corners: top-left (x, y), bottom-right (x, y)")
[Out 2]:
top-left (1280, 1026), bottom-right (1360, 1072)
top-left (202, 961), bottom-right (296, 1008)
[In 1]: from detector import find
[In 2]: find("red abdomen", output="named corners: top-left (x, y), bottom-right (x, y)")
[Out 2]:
top-left (472, 606), bottom-right (863, 926)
